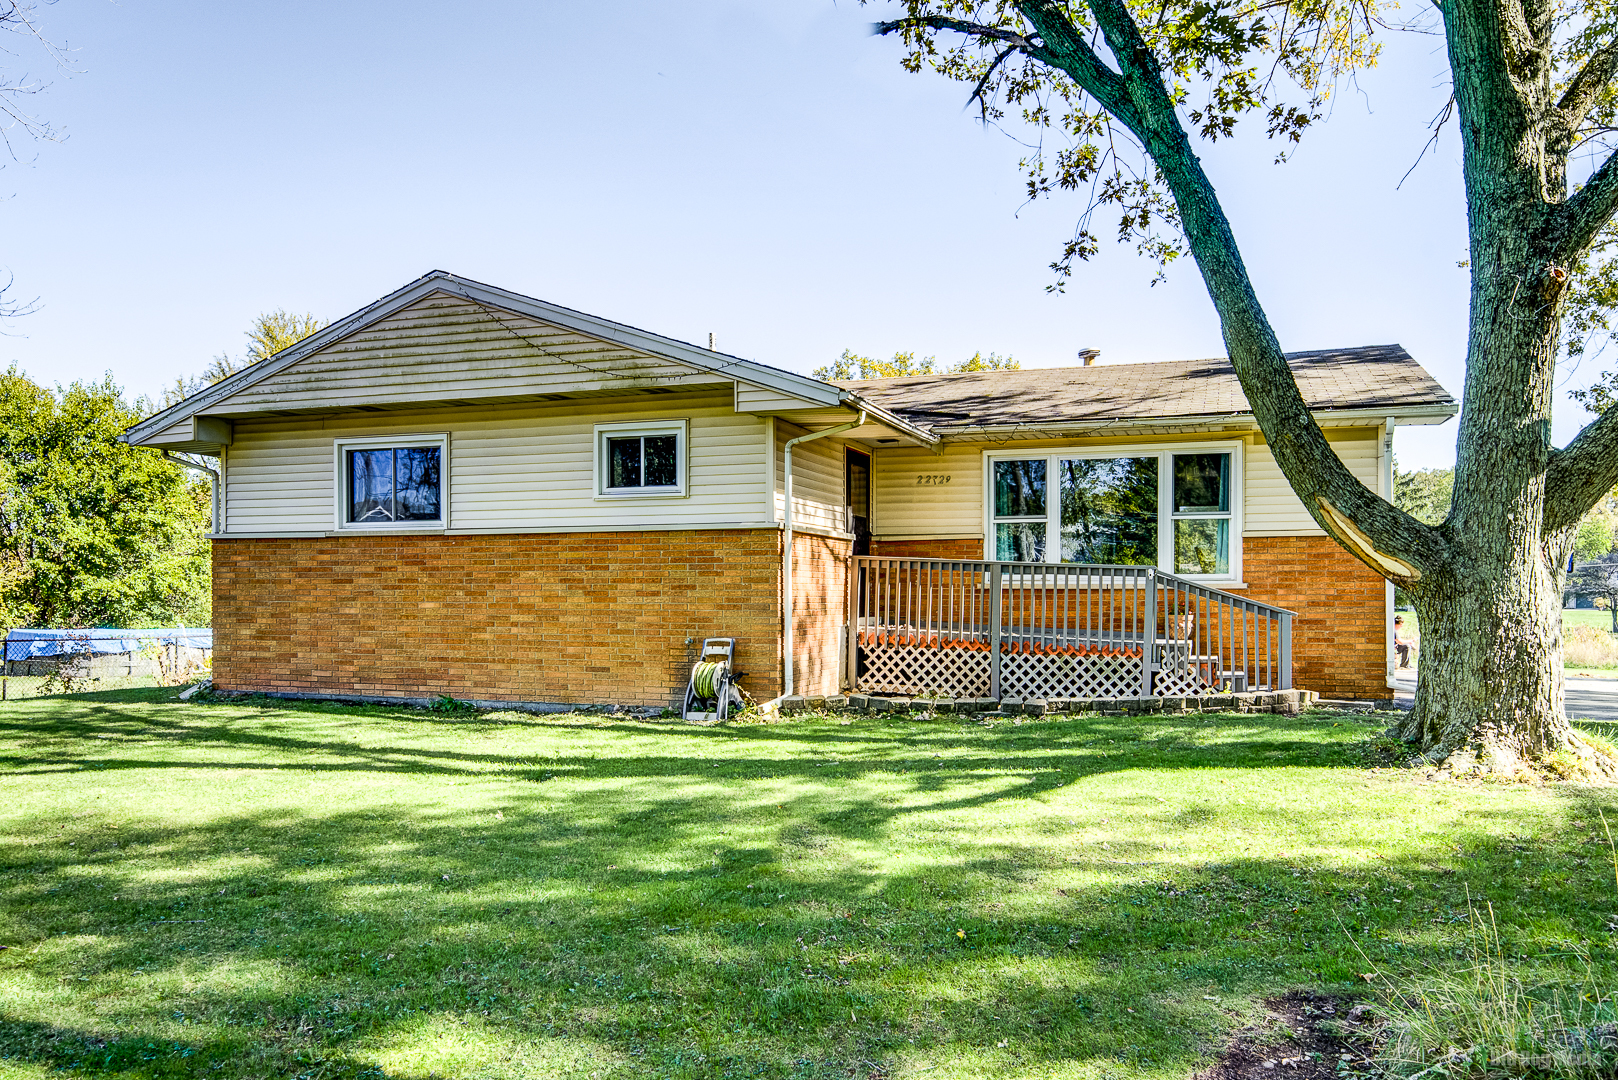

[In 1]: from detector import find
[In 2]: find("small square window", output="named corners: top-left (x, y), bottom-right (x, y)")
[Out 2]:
top-left (596, 422), bottom-right (687, 497)
top-left (335, 436), bottom-right (447, 529)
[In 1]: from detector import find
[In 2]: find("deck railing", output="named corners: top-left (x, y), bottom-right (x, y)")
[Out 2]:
top-left (846, 556), bottom-right (1293, 700)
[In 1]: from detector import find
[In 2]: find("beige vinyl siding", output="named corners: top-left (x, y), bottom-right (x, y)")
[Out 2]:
top-left (870, 442), bottom-right (984, 542)
top-left (869, 427), bottom-right (1383, 543)
top-left (220, 291), bottom-right (714, 413)
top-left (773, 422), bottom-right (847, 534)
top-left (145, 417), bottom-right (199, 447)
top-left (735, 386), bottom-right (826, 413)
top-left (223, 389), bottom-right (770, 534)
top-left (1244, 428), bottom-right (1380, 535)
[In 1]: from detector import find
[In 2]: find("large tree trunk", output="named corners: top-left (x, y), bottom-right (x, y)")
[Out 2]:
top-left (1399, 557), bottom-right (1572, 773)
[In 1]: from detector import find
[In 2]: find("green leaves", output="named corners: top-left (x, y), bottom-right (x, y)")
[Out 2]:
top-left (0, 367), bottom-right (210, 629)
top-left (812, 349), bottom-right (1019, 380)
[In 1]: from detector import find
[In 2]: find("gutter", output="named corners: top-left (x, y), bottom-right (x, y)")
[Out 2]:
top-left (782, 412), bottom-right (863, 698)
top-left (925, 403), bottom-right (1459, 439)
top-left (834, 389), bottom-right (938, 447)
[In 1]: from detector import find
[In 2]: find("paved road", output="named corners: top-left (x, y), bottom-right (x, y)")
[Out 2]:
top-left (1392, 669), bottom-right (1618, 723)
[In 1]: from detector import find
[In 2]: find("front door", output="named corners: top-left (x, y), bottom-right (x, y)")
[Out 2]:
top-left (845, 449), bottom-right (871, 556)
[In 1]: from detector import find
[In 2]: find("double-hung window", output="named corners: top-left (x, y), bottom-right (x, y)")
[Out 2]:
top-left (335, 434), bottom-right (447, 529)
top-left (594, 420), bottom-right (687, 497)
top-left (987, 444), bottom-right (1238, 578)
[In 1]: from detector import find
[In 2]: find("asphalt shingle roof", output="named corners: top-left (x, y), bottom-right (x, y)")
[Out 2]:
top-left (834, 345), bottom-right (1455, 432)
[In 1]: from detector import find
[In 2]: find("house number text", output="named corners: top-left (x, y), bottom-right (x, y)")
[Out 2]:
top-left (914, 474), bottom-right (952, 485)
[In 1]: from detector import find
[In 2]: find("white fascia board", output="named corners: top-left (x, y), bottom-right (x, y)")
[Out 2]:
top-left (123, 270), bottom-right (851, 446)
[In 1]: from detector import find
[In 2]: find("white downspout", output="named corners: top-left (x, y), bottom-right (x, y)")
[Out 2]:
top-left (166, 451), bottom-right (222, 535)
top-left (1382, 416), bottom-right (1397, 688)
top-left (782, 412), bottom-right (864, 698)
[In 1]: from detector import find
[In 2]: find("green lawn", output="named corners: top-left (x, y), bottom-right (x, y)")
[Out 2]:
top-left (1, 690), bottom-right (1615, 1079)
top-left (1398, 607), bottom-right (1618, 674)
top-left (1399, 606), bottom-right (1618, 634)
top-left (1562, 607), bottom-right (1618, 632)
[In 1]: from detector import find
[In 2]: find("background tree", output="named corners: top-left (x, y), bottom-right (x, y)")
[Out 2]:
top-left (1569, 551), bottom-right (1618, 630)
top-left (814, 348), bottom-right (1020, 379)
top-left (1394, 463), bottom-right (1455, 527)
top-left (0, 367), bottom-right (210, 630)
top-left (869, 0), bottom-right (1618, 773)
top-left (1574, 502), bottom-right (1618, 562)
top-left (147, 310), bottom-right (326, 412)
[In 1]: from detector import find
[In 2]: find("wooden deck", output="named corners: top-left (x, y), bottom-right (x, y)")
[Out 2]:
top-left (847, 557), bottom-right (1293, 700)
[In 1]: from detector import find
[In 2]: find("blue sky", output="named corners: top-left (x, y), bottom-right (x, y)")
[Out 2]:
top-left (0, 1), bottom-right (1572, 469)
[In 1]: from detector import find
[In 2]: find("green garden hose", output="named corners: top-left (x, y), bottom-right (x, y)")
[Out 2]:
top-left (692, 661), bottom-right (725, 701)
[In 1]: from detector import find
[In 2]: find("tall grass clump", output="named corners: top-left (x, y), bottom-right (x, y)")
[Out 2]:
top-left (1564, 624), bottom-right (1618, 669)
top-left (1376, 821), bottom-right (1618, 1079)
top-left (1376, 902), bottom-right (1617, 1078)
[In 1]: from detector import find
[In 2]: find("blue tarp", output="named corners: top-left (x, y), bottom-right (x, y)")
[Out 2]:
top-left (4, 628), bottom-right (214, 662)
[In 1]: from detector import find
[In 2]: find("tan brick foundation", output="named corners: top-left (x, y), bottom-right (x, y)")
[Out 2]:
top-left (212, 530), bottom-right (793, 708)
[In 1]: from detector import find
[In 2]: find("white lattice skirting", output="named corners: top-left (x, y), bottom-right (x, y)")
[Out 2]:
top-left (858, 640), bottom-right (1229, 700)
top-left (999, 650), bottom-right (1145, 699)
top-left (858, 641), bottom-right (992, 698)
top-left (1152, 645), bottom-right (1221, 697)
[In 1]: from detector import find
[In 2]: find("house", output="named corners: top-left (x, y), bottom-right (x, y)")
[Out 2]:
top-left (123, 271), bottom-right (1457, 708)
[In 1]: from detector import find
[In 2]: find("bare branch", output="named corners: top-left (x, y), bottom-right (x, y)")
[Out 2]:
top-left (968, 45), bottom-right (1017, 119)
top-left (0, 1), bottom-right (70, 152)
top-left (1397, 96), bottom-right (1455, 190)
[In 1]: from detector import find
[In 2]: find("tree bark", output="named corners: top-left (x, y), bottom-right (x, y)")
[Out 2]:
top-left (1399, 562), bottom-right (1569, 771)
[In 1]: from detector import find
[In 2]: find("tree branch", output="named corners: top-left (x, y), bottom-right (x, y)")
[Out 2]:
top-left (1545, 408), bottom-right (1618, 532)
top-left (873, 16), bottom-right (1042, 53)
top-left (1015, 0), bottom-right (1450, 581)
top-left (1557, 36), bottom-right (1618, 138)
top-left (873, 13), bottom-right (1143, 131)
top-left (1558, 145), bottom-right (1618, 259)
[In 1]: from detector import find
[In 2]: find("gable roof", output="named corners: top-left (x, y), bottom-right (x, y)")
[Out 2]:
top-left (834, 345), bottom-right (1456, 434)
top-left (123, 270), bottom-right (935, 447)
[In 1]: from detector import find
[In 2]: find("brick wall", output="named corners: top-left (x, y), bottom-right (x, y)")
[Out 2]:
top-left (1242, 535), bottom-right (1390, 700)
top-left (871, 538), bottom-right (983, 559)
top-left (858, 534), bottom-right (1390, 700)
top-left (790, 533), bottom-right (851, 696)
top-left (212, 530), bottom-right (789, 708)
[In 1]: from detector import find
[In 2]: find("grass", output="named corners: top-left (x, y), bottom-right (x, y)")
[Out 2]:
top-left (0, 690), bottom-right (1615, 1079)
top-left (1398, 609), bottom-right (1618, 674)
top-left (0, 675), bottom-right (168, 702)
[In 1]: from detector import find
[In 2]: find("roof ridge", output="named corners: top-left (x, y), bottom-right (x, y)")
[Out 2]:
top-left (834, 344), bottom-right (1414, 389)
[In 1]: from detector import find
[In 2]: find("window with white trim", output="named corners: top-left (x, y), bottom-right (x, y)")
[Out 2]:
top-left (334, 434), bottom-right (447, 529)
top-left (594, 420), bottom-right (687, 497)
top-left (986, 444), bottom-right (1239, 577)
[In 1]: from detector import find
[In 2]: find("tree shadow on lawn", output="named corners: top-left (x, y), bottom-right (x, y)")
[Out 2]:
top-left (2, 748), bottom-right (1614, 1079)
top-left (0, 699), bottom-right (1388, 797)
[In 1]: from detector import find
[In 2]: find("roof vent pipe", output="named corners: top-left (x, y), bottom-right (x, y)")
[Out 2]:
top-left (1078, 348), bottom-right (1100, 366)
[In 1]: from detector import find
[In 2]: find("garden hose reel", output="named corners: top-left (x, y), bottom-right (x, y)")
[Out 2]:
top-left (684, 638), bottom-right (744, 721)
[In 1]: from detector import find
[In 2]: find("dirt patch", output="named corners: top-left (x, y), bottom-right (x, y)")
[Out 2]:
top-left (1197, 991), bottom-right (1378, 1080)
